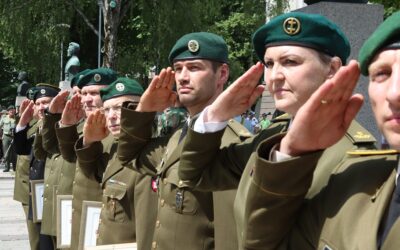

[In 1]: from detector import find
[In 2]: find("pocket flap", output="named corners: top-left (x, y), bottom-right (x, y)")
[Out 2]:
top-left (104, 181), bottom-right (127, 200)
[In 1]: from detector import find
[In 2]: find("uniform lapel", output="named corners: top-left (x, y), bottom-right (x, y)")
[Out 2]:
top-left (101, 141), bottom-right (120, 187)
top-left (159, 128), bottom-right (184, 173)
top-left (367, 170), bottom-right (396, 249)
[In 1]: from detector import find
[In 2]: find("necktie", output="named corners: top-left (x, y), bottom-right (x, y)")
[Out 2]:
top-left (178, 122), bottom-right (188, 144)
top-left (379, 173), bottom-right (400, 246)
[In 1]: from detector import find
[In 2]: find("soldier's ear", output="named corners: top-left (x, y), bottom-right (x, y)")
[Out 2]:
top-left (217, 63), bottom-right (229, 89)
top-left (327, 56), bottom-right (342, 79)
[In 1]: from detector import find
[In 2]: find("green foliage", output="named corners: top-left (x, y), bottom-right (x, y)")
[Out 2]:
top-left (369, 0), bottom-right (400, 17)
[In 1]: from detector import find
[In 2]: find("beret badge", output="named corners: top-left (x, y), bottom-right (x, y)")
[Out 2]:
top-left (40, 89), bottom-right (46, 94)
top-left (283, 17), bottom-right (301, 35)
top-left (188, 40), bottom-right (200, 53)
top-left (94, 73), bottom-right (102, 82)
top-left (115, 82), bottom-right (125, 92)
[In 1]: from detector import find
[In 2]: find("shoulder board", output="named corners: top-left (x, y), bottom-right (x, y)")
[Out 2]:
top-left (227, 119), bottom-right (252, 139)
top-left (345, 121), bottom-right (376, 145)
top-left (271, 113), bottom-right (292, 122)
top-left (347, 149), bottom-right (399, 156)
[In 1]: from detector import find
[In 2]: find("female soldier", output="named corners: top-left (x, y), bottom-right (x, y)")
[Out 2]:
top-left (177, 12), bottom-right (373, 249)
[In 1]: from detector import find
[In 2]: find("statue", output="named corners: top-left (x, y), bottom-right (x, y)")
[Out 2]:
top-left (16, 71), bottom-right (31, 96)
top-left (64, 42), bottom-right (80, 82)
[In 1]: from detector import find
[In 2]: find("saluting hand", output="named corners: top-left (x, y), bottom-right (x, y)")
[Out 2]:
top-left (48, 90), bottom-right (69, 114)
top-left (206, 62), bottom-right (265, 122)
top-left (17, 101), bottom-right (34, 127)
top-left (280, 60), bottom-right (364, 156)
top-left (83, 109), bottom-right (109, 146)
top-left (136, 67), bottom-right (176, 112)
top-left (60, 94), bottom-right (84, 126)
top-left (19, 99), bottom-right (31, 116)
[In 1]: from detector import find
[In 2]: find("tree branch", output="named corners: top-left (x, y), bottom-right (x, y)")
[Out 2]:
top-left (64, 0), bottom-right (105, 41)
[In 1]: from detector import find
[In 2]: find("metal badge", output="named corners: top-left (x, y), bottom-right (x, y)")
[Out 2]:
top-left (115, 82), bottom-right (125, 92)
top-left (94, 73), bottom-right (102, 82)
top-left (188, 40), bottom-right (199, 53)
top-left (40, 89), bottom-right (46, 94)
top-left (175, 189), bottom-right (184, 213)
top-left (283, 17), bottom-right (301, 35)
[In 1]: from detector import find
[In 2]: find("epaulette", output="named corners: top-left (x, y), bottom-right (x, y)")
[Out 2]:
top-left (271, 113), bottom-right (292, 122)
top-left (345, 121), bottom-right (376, 145)
top-left (227, 119), bottom-right (252, 140)
top-left (347, 149), bottom-right (400, 156)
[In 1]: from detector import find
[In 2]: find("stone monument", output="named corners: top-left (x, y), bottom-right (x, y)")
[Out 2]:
top-left (15, 71), bottom-right (31, 108)
top-left (65, 42), bottom-right (80, 82)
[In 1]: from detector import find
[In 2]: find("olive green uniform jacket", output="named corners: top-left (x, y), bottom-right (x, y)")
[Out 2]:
top-left (178, 117), bottom-right (376, 249)
top-left (240, 133), bottom-right (400, 250)
top-left (14, 120), bottom-right (39, 204)
top-left (13, 120), bottom-right (40, 250)
top-left (56, 121), bottom-right (113, 250)
top-left (76, 138), bottom-right (158, 248)
top-left (117, 106), bottom-right (250, 250)
top-left (33, 126), bottom-right (62, 236)
top-left (42, 113), bottom-right (81, 196)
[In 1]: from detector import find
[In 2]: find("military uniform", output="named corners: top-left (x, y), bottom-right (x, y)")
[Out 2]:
top-left (0, 111), bottom-right (16, 170)
top-left (118, 105), bottom-right (249, 250)
top-left (239, 134), bottom-right (400, 249)
top-left (76, 138), bottom-right (158, 248)
top-left (63, 67), bottom-right (118, 250)
top-left (13, 119), bottom-right (41, 250)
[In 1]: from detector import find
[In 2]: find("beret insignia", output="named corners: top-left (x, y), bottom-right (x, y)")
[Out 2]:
top-left (94, 73), bottom-right (102, 82)
top-left (115, 82), bottom-right (125, 92)
top-left (188, 40), bottom-right (199, 53)
top-left (283, 17), bottom-right (301, 35)
top-left (40, 89), bottom-right (46, 94)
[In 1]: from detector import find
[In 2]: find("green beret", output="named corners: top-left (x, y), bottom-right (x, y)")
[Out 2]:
top-left (359, 11), bottom-right (400, 76)
top-left (71, 69), bottom-right (91, 87)
top-left (33, 83), bottom-right (60, 102)
top-left (168, 32), bottom-right (228, 64)
top-left (7, 105), bottom-right (15, 110)
top-left (77, 68), bottom-right (118, 89)
top-left (252, 12), bottom-right (350, 65)
top-left (100, 77), bottom-right (144, 102)
top-left (26, 87), bottom-right (38, 100)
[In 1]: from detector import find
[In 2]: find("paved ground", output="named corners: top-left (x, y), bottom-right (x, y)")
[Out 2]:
top-left (0, 166), bottom-right (30, 250)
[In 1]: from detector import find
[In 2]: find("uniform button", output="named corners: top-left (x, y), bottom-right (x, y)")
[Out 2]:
top-left (155, 220), bottom-right (160, 228)
top-left (152, 241), bottom-right (157, 249)
top-left (163, 178), bottom-right (167, 185)
top-left (73, 181), bottom-right (76, 185)
top-left (44, 198), bottom-right (47, 201)
top-left (50, 170), bottom-right (53, 174)
top-left (46, 184), bottom-right (49, 187)
top-left (55, 157), bottom-right (58, 160)
top-left (178, 180), bottom-right (183, 186)
top-left (160, 199), bottom-right (165, 207)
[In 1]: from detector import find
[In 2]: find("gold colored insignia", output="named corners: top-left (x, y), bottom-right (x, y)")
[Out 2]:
top-left (94, 73), bottom-right (102, 82)
top-left (188, 40), bottom-right (199, 53)
top-left (353, 131), bottom-right (371, 139)
top-left (115, 82), bottom-right (125, 92)
top-left (283, 17), bottom-right (301, 35)
top-left (40, 89), bottom-right (46, 94)
top-left (347, 149), bottom-right (400, 156)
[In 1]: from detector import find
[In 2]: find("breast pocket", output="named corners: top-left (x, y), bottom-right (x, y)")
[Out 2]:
top-left (103, 182), bottom-right (128, 223)
top-left (161, 171), bottom-right (198, 215)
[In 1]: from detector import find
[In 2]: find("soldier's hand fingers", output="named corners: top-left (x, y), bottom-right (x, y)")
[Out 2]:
top-left (157, 68), bottom-right (167, 89)
top-left (161, 67), bottom-right (173, 89)
top-left (148, 75), bottom-right (160, 91)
